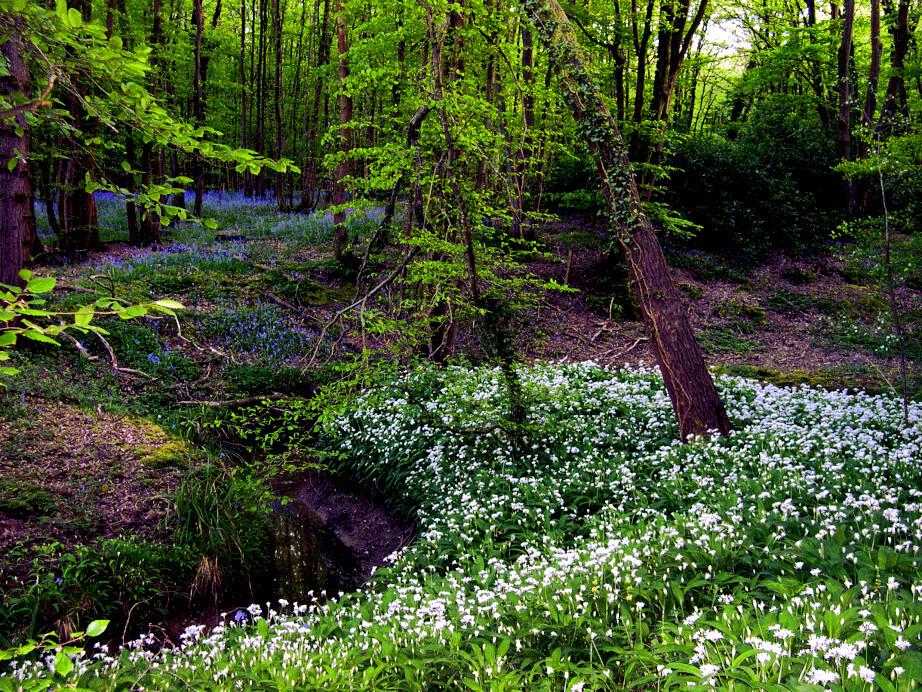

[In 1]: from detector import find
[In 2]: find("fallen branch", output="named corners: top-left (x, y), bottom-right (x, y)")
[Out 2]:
top-left (601, 337), bottom-right (647, 362)
top-left (177, 393), bottom-right (298, 408)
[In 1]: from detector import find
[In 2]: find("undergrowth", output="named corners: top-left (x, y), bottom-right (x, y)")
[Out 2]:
top-left (4, 364), bottom-right (919, 690)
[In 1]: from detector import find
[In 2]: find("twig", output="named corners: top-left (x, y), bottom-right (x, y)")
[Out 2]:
top-left (0, 70), bottom-right (57, 121)
top-left (62, 333), bottom-right (97, 360)
top-left (876, 134), bottom-right (910, 425)
top-left (601, 337), bottom-right (647, 362)
top-left (307, 246), bottom-right (421, 367)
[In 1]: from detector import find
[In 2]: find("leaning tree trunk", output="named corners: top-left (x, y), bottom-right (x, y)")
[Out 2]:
top-left (522, 0), bottom-right (730, 439)
top-left (0, 33), bottom-right (37, 286)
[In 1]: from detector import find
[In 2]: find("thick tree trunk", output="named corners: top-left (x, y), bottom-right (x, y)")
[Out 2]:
top-left (522, 0), bottom-right (730, 439)
top-left (0, 33), bottom-right (37, 286)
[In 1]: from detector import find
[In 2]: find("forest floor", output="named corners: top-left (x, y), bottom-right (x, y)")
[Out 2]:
top-left (2, 194), bottom-right (919, 641)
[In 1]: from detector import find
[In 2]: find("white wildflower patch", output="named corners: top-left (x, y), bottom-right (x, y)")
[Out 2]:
top-left (2, 364), bottom-right (920, 689)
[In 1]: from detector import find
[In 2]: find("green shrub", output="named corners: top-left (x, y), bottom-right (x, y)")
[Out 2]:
top-left (0, 538), bottom-right (195, 645)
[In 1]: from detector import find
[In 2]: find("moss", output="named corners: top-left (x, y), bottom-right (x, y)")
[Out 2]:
top-left (712, 298), bottom-right (766, 332)
top-left (0, 480), bottom-right (58, 519)
top-left (716, 364), bottom-right (922, 398)
top-left (139, 440), bottom-right (195, 469)
top-left (118, 419), bottom-right (201, 469)
top-left (781, 267), bottom-right (817, 285)
top-left (679, 282), bottom-right (704, 300)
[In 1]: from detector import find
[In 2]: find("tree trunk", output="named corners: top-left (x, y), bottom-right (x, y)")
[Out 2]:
top-left (522, 0), bottom-right (730, 439)
top-left (300, 0), bottom-right (330, 210)
top-left (331, 0), bottom-right (352, 262)
top-left (272, 0), bottom-right (284, 208)
top-left (56, 0), bottom-right (99, 255)
top-left (192, 0), bottom-right (205, 215)
top-left (0, 33), bottom-right (37, 286)
top-left (878, 0), bottom-right (917, 131)
top-left (836, 0), bottom-right (856, 213)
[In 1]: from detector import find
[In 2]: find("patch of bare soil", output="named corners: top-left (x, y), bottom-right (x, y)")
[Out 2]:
top-left (523, 220), bottom-right (919, 389)
top-left (0, 398), bottom-right (187, 576)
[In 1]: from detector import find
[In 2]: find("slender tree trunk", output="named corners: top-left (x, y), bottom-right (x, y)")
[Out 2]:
top-left (56, 0), bottom-right (99, 255)
top-left (522, 0), bottom-right (730, 439)
top-left (300, 0), bottom-right (330, 209)
top-left (513, 25), bottom-right (536, 241)
top-left (240, 0), bottom-right (248, 177)
top-left (878, 0), bottom-right (917, 131)
top-left (837, 0), bottom-right (856, 213)
top-left (255, 0), bottom-right (268, 196)
top-left (0, 33), bottom-right (36, 286)
top-left (331, 0), bottom-right (353, 261)
top-left (273, 0), bottom-right (284, 208)
top-left (192, 0), bottom-right (205, 215)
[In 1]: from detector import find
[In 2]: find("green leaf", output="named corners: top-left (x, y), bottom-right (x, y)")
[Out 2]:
top-left (54, 651), bottom-right (73, 677)
top-left (121, 305), bottom-right (148, 319)
top-left (67, 7), bottom-right (83, 27)
top-left (153, 299), bottom-right (184, 310)
top-left (22, 331), bottom-right (60, 346)
top-left (75, 307), bottom-right (93, 328)
top-left (85, 620), bottom-right (109, 638)
top-left (25, 277), bottom-right (56, 294)
top-left (18, 269), bottom-right (32, 281)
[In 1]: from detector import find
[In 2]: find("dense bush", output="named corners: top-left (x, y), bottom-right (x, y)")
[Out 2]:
top-left (0, 538), bottom-right (195, 646)
top-left (665, 95), bottom-right (841, 255)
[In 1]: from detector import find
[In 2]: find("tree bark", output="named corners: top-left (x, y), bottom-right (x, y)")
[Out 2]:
top-left (0, 33), bottom-right (37, 286)
top-left (300, 0), bottom-right (331, 210)
top-left (331, 0), bottom-right (353, 262)
top-left (836, 0), bottom-right (856, 213)
top-left (878, 0), bottom-right (917, 131)
top-left (522, 0), bottom-right (730, 439)
top-left (192, 0), bottom-right (205, 215)
top-left (272, 0), bottom-right (284, 208)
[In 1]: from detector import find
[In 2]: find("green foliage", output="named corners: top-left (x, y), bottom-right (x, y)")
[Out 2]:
top-left (0, 538), bottom-right (194, 645)
top-left (0, 270), bottom-right (183, 383)
top-left (6, 364), bottom-right (920, 689)
top-left (712, 298), bottom-right (767, 333)
top-left (0, 480), bottom-right (56, 520)
top-left (699, 326), bottom-right (760, 355)
top-left (666, 109), bottom-right (839, 255)
top-left (168, 465), bottom-right (272, 590)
